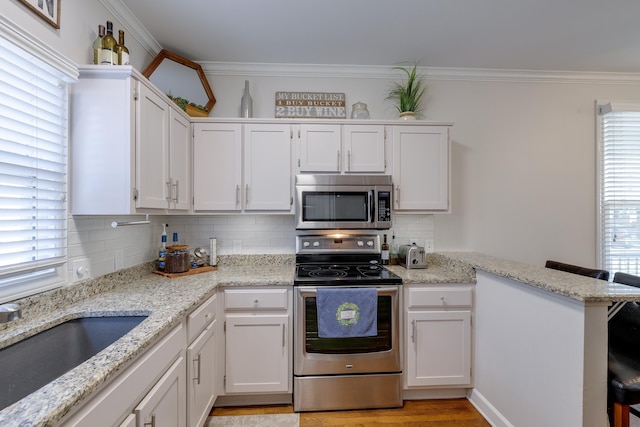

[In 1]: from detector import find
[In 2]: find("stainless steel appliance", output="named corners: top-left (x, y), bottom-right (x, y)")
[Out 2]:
top-left (398, 244), bottom-right (427, 269)
top-left (293, 234), bottom-right (403, 412)
top-left (295, 175), bottom-right (393, 230)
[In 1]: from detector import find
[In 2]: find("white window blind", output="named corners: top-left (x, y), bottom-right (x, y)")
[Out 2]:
top-left (598, 102), bottom-right (640, 275)
top-left (0, 35), bottom-right (68, 299)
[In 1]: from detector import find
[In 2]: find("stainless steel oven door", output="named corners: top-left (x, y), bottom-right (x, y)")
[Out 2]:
top-left (294, 285), bottom-right (401, 376)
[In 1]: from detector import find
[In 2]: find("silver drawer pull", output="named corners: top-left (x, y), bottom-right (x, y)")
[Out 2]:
top-left (144, 414), bottom-right (156, 427)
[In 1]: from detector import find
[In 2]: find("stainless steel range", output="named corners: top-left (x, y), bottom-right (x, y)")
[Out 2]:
top-left (293, 233), bottom-right (403, 412)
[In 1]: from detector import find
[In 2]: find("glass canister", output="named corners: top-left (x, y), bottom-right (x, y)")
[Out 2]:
top-left (165, 245), bottom-right (190, 273)
top-left (350, 102), bottom-right (370, 119)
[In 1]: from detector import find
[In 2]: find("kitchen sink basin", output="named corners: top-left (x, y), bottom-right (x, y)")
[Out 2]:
top-left (0, 316), bottom-right (147, 410)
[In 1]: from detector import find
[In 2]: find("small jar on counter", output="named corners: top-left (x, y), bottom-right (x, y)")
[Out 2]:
top-left (165, 245), bottom-right (190, 273)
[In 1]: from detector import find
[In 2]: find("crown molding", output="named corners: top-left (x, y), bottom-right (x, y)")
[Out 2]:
top-left (200, 62), bottom-right (640, 84)
top-left (98, 0), bottom-right (162, 58)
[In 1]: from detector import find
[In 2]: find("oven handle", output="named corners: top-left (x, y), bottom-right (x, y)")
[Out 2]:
top-left (297, 286), bottom-right (399, 296)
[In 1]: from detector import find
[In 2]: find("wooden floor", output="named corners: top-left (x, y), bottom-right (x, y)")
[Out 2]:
top-left (211, 399), bottom-right (491, 426)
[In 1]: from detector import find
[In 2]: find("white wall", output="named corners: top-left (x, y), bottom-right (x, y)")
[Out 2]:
top-left (7, 0), bottom-right (640, 282)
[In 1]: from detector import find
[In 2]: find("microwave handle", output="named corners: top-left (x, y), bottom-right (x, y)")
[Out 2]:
top-left (369, 190), bottom-right (374, 223)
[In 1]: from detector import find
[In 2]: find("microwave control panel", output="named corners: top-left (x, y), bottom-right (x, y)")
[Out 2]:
top-left (378, 191), bottom-right (392, 222)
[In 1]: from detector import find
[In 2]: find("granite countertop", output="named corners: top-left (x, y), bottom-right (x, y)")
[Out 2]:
top-left (439, 252), bottom-right (640, 303)
top-left (0, 260), bottom-right (295, 427)
top-left (3, 251), bottom-right (640, 426)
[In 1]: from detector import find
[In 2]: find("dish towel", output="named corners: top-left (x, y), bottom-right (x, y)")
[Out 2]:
top-left (316, 288), bottom-right (377, 338)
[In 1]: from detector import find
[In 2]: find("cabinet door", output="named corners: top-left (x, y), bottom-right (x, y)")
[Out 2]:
top-left (225, 315), bottom-right (290, 393)
top-left (187, 321), bottom-right (216, 427)
top-left (244, 124), bottom-right (292, 211)
top-left (298, 124), bottom-right (342, 172)
top-left (136, 82), bottom-right (170, 209)
top-left (343, 125), bottom-right (386, 173)
top-left (406, 310), bottom-right (471, 387)
top-left (192, 123), bottom-right (242, 211)
top-left (135, 355), bottom-right (186, 427)
top-left (168, 109), bottom-right (191, 211)
top-left (392, 126), bottom-right (449, 211)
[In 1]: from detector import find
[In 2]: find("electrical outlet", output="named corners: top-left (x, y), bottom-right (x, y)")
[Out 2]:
top-left (425, 239), bottom-right (434, 253)
top-left (72, 259), bottom-right (91, 281)
top-left (115, 250), bottom-right (124, 270)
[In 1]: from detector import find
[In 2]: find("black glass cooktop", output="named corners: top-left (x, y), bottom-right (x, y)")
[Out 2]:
top-left (294, 263), bottom-right (402, 285)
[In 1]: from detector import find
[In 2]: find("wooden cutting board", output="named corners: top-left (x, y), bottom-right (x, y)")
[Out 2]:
top-left (154, 265), bottom-right (217, 278)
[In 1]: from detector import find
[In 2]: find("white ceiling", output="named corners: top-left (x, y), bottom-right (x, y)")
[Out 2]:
top-left (119, 0), bottom-right (640, 73)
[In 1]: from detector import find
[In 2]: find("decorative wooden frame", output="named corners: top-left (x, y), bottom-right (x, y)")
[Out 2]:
top-left (18, 0), bottom-right (61, 29)
top-left (143, 49), bottom-right (216, 113)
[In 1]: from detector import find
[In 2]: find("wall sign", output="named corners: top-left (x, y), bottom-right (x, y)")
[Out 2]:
top-left (275, 92), bottom-right (346, 119)
top-left (18, 0), bottom-right (61, 29)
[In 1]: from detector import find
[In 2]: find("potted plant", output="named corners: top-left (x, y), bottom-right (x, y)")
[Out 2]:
top-left (386, 62), bottom-right (426, 120)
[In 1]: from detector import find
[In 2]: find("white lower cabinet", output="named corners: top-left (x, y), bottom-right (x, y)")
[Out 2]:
top-left (187, 294), bottom-right (218, 427)
top-left (135, 355), bottom-right (186, 427)
top-left (223, 288), bottom-right (292, 394)
top-left (60, 294), bottom-right (220, 427)
top-left (405, 285), bottom-right (473, 388)
top-left (61, 324), bottom-right (186, 427)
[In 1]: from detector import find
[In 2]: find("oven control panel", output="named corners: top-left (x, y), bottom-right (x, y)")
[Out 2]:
top-left (296, 234), bottom-right (380, 254)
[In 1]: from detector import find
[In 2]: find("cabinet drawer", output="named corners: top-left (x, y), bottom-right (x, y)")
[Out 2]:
top-left (407, 286), bottom-right (472, 308)
top-left (225, 288), bottom-right (288, 310)
top-left (188, 293), bottom-right (217, 342)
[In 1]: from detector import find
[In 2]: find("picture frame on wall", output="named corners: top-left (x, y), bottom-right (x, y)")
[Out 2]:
top-left (18, 0), bottom-right (61, 29)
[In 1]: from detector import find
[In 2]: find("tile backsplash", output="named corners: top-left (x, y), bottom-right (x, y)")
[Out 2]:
top-left (68, 214), bottom-right (434, 280)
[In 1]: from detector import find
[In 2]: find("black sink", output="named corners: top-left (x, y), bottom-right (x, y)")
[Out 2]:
top-left (0, 316), bottom-right (147, 410)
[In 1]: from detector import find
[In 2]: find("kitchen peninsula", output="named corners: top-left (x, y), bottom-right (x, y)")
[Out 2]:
top-left (0, 253), bottom-right (638, 427)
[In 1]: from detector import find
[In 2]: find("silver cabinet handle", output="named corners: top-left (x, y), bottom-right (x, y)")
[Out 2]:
top-left (235, 185), bottom-right (240, 206)
top-left (395, 186), bottom-right (400, 207)
top-left (282, 324), bottom-right (285, 348)
top-left (193, 353), bottom-right (201, 385)
top-left (348, 150), bottom-right (351, 171)
top-left (337, 150), bottom-right (340, 171)
top-left (166, 179), bottom-right (173, 204)
top-left (245, 184), bottom-right (249, 207)
top-left (144, 414), bottom-right (156, 427)
top-left (174, 180), bottom-right (179, 203)
top-left (411, 319), bottom-right (416, 343)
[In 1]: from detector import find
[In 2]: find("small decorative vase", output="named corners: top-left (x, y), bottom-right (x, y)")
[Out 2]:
top-left (240, 80), bottom-right (253, 118)
top-left (399, 111), bottom-right (416, 120)
top-left (350, 102), bottom-right (370, 119)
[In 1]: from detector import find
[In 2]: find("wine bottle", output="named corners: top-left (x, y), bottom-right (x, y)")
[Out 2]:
top-left (117, 30), bottom-right (130, 65)
top-left (101, 21), bottom-right (117, 65)
top-left (390, 234), bottom-right (398, 265)
top-left (92, 24), bottom-right (105, 65)
top-left (381, 234), bottom-right (390, 265)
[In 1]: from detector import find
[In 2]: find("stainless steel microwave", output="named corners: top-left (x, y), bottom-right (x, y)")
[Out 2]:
top-left (295, 175), bottom-right (392, 230)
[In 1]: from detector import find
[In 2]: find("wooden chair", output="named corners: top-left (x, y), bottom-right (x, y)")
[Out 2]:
top-left (544, 260), bottom-right (610, 280)
top-left (608, 272), bottom-right (640, 427)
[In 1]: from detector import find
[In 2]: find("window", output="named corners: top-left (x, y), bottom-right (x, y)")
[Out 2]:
top-left (597, 102), bottom-right (640, 275)
top-left (0, 31), bottom-right (75, 302)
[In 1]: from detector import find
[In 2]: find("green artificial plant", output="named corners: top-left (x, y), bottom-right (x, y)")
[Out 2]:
top-left (386, 62), bottom-right (426, 116)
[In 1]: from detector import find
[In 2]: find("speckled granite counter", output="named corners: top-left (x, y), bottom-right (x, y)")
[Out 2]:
top-left (0, 258), bottom-right (295, 427)
top-left (439, 252), bottom-right (640, 303)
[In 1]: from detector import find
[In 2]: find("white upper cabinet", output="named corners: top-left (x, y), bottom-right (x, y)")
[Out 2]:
top-left (71, 66), bottom-right (191, 215)
top-left (244, 124), bottom-right (293, 211)
top-left (392, 125), bottom-right (450, 212)
top-left (342, 125), bottom-right (386, 173)
top-left (192, 123), bottom-right (243, 212)
top-left (297, 124), bottom-right (386, 174)
top-left (298, 124), bottom-right (342, 172)
top-left (192, 122), bottom-right (293, 213)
